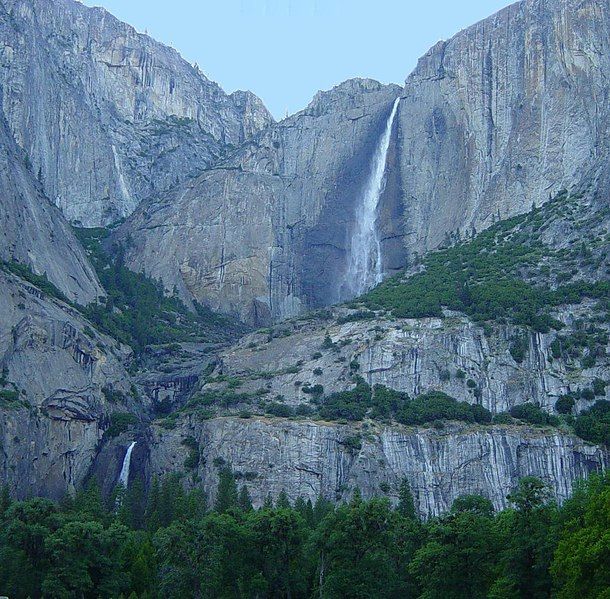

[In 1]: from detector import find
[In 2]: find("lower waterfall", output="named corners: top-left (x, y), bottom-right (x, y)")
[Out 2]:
top-left (342, 96), bottom-right (400, 299)
top-left (118, 441), bottom-right (137, 488)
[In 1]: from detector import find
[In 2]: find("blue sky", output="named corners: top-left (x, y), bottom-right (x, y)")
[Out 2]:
top-left (82, 0), bottom-right (515, 118)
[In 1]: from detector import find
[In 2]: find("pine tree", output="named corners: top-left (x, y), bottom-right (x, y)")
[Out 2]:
top-left (397, 478), bottom-right (417, 520)
top-left (214, 466), bottom-right (238, 513)
top-left (145, 477), bottom-right (161, 532)
top-left (313, 495), bottom-right (333, 524)
top-left (276, 489), bottom-right (291, 509)
top-left (72, 479), bottom-right (107, 523)
top-left (0, 484), bottom-right (11, 517)
top-left (350, 488), bottom-right (363, 506)
top-left (118, 477), bottom-right (145, 529)
top-left (238, 486), bottom-right (253, 511)
top-left (295, 496), bottom-right (315, 527)
top-left (183, 487), bottom-right (207, 520)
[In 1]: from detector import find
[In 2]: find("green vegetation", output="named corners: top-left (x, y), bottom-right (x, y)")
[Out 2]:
top-left (509, 332), bottom-right (530, 363)
top-left (0, 389), bottom-right (22, 408)
top-left (181, 437), bottom-right (200, 470)
top-left (265, 402), bottom-right (295, 418)
top-left (73, 227), bottom-right (244, 355)
top-left (105, 412), bottom-right (138, 438)
top-left (1, 230), bottom-right (245, 359)
top-left (0, 260), bottom-right (68, 303)
top-left (358, 194), bottom-right (609, 332)
top-left (1, 472), bottom-right (609, 598)
top-left (184, 375), bottom-right (606, 446)
top-left (317, 379), bottom-right (492, 426)
top-left (509, 403), bottom-right (560, 427)
top-left (574, 401), bottom-right (610, 445)
top-left (550, 326), bottom-right (608, 368)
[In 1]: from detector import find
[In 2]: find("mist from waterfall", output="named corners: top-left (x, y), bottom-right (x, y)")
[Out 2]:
top-left (118, 441), bottom-right (137, 488)
top-left (342, 97), bottom-right (400, 300)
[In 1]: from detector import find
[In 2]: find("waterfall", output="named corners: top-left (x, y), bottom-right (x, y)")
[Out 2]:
top-left (342, 97), bottom-right (400, 299)
top-left (118, 441), bottom-right (137, 488)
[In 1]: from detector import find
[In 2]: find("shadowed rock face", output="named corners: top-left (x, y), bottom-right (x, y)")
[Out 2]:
top-left (0, 0), bottom-right (273, 226)
top-left (116, 0), bottom-right (610, 324)
top-left (115, 79), bottom-right (404, 325)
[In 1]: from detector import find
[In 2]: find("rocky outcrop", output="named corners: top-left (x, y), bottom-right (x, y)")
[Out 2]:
top-left (136, 300), bottom-right (608, 516)
top-left (0, 270), bottom-right (134, 499)
top-left (0, 0), bottom-right (273, 225)
top-left (135, 342), bottom-right (220, 415)
top-left (396, 0), bottom-right (610, 256)
top-left (0, 112), bottom-right (102, 304)
top-left (116, 79), bottom-right (403, 323)
top-left (148, 416), bottom-right (607, 516)
top-left (191, 302), bottom-right (608, 417)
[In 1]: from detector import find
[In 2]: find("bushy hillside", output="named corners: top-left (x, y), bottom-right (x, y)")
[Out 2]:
top-left (360, 191), bottom-right (609, 331)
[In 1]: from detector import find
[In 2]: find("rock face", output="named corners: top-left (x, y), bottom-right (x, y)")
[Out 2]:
top-left (0, 113), bottom-right (102, 304)
top-left (116, 79), bottom-right (403, 324)
top-left (195, 307), bottom-right (608, 417)
top-left (0, 0), bottom-right (608, 518)
top-left (117, 0), bottom-right (610, 324)
top-left (0, 0), bottom-right (273, 225)
top-left (396, 0), bottom-right (610, 256)
top-left (148, 416), bottom-right (607, 517)
top-left (0, 270), bottom-right (133, 499)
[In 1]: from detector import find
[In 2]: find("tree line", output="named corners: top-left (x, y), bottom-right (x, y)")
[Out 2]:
top-left (1, 468), bottom-right (609, 598)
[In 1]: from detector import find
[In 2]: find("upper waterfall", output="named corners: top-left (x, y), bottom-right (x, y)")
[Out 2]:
top-left (341, 96), bottom-right (400, 299)
top-left (118, 441), bottom-right (137, 488)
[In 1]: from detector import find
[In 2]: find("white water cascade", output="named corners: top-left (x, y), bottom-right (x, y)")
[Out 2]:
top-left (342, 97), bottom-right (400, 299)
top-left (118, 441), bottom-right (137, 488)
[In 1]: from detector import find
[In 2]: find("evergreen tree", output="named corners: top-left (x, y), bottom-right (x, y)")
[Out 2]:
top-left (294, 496), bottom-right (315, 527)
top-left (551, 473), bottom-right (610, 598)
top-left (276, 489), bottom-right (291, 509)
top-left (262, 493), bottom-right (274, 510)
top-left (0, 473), bottom-right (608, 597)
top-left (312, 494), bottom-right (333, 525)
top-left (238, 485), bottom-right (253, 512)
top-left (502, 477), bottom-right (557, 597)
top-left (249, 508), bottom-right (308, 597)
top-left (397, 478), bottom-right (417, 520)
top-left (410, 496), bottom-right (500, 597)
top-left (182, 487), bottom-right (207, 520)
top-left (0, 484), bottom-right (11, 517)
top-left (145, 476), bottom-right (162, 532)
top-left (214, 466), bottom-right (238, 513)
top-left (118, 477), bottom-right (146, 530)
top-left (73, 479), bottom-right (108, 524)
top-left (350, 487), bottom-right (363, 506)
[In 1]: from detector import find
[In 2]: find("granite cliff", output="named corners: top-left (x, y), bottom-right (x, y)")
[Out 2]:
top-left (148, 417), bottom-right (606, 516)
top-left (0, 110), bottom-right (101, 304)
top-left (0, 0), bottom-right (273, 225)
top-left (0, 268), bottom-right (134, 499)
top-left (0, 0), bottom-right (608, 517)
top-left (114, 79), bottom-right (403, 324)
top-left (116, 0), bottom-right (610, 325)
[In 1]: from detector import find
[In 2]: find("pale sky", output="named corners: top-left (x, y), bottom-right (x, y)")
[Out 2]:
top-left (81, 0), bottom-right (515, 118)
